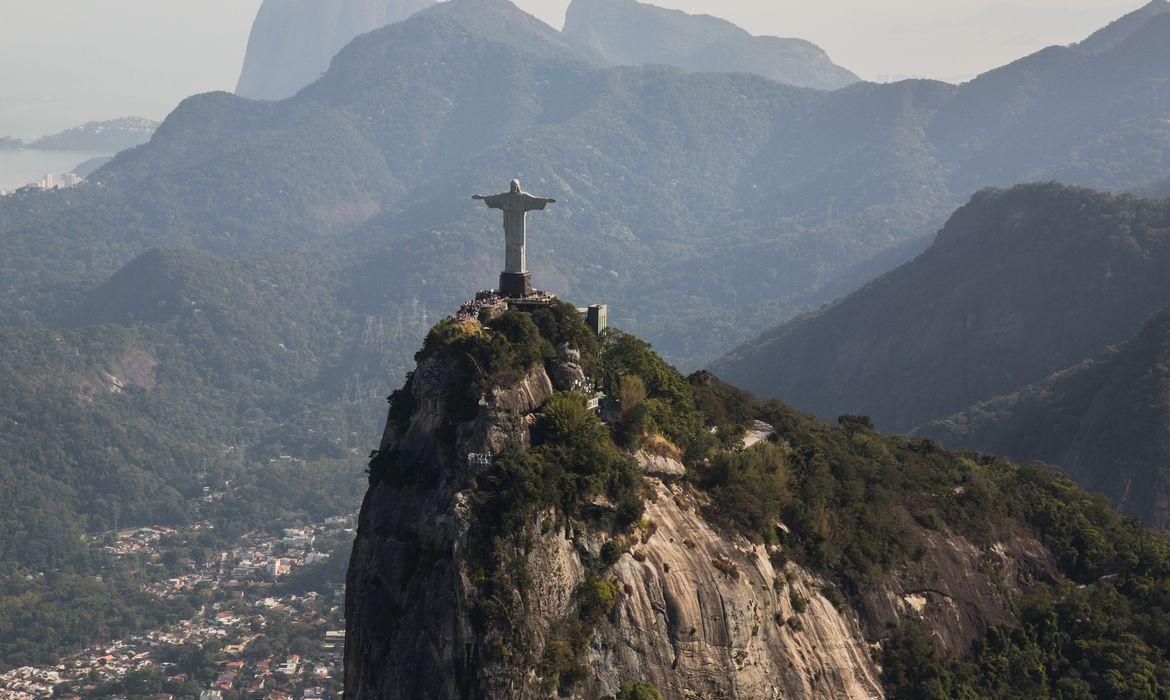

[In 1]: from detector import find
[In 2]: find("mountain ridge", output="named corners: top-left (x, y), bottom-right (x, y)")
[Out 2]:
top-left (711, 184), bottom-right (1170, 434)
top-left (561, 0), bottom-right (858, 90)
top-left (921, 304), bottom-right (1170, 527)
top-left (236, 0), bottom-right (435, 100)
top-left (5, 0), bottom-right (1170, 370)
top-left (1076, 0), bottom-right (1170, 53)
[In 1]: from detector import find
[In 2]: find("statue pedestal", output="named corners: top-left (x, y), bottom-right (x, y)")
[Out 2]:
top-left (499, 272), bottom-right (532, 298)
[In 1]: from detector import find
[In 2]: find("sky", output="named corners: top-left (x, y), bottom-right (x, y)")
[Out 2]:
top-left (0, 0), bottom-right (1147, 139)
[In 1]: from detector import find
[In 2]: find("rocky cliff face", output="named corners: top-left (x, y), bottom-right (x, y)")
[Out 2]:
top-left (344, 317), bottom-right (1067, 698)
top-left (344, 352), bottom-right (554, 698)
top-left (344, 345), bottom-right (881, 698)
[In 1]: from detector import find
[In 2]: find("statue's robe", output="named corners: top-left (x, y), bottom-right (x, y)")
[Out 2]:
top-left (477, 192), bottom-right (553, 274)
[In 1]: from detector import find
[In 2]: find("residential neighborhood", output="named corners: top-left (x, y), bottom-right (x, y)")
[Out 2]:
top-left (0, 516), bottom-right (352, 698)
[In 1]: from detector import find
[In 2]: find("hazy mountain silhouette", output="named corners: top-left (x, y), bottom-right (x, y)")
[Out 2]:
top-left (1075, 0), bottom-right (1170, 53)
top-left (713, 184), bottom-right (1170, 436)
top-left (236, 0), bottom-right (434, 100)
top-left (561, 0), bottom-right (858, 89)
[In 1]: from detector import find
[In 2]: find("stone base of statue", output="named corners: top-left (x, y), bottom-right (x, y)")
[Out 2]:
top-left (498, 271), bottom-right (532, 298)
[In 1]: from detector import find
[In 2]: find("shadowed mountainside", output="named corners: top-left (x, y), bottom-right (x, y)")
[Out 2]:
top-left (713, 184), bottom-right (1170, 433)
top-left (922, 305), bottom-right (1170, 527)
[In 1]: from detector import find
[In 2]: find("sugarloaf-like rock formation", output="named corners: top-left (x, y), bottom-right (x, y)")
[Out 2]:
top-left (236, 0), bottom-right (434, 100)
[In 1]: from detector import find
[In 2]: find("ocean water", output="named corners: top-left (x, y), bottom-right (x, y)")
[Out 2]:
top-left (0, 149), bottom-right (110, 190)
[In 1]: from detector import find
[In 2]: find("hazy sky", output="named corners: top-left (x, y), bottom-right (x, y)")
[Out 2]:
top-left (0, 0), bottom-right (1145, 139)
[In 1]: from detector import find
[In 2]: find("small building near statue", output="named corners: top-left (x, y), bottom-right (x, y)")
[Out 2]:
top-left (579, 304), bottom-right (607, 334)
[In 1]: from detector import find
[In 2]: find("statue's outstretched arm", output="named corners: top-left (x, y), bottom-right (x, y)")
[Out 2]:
top-left (520, 195), bottom-right (556, 211)
top-left (472, 194), bottom-right (505, 209)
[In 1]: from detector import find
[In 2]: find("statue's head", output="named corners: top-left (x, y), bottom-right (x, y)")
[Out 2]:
top-left (510, 179), bottom-right (521, 193)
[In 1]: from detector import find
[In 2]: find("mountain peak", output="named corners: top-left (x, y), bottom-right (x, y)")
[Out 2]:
top-left (562, 0), bottom-right (857, 89)
top-left (236, 0), bottom-right (435, 100)
top-left (1075, 0), bottom-right (1170, 52)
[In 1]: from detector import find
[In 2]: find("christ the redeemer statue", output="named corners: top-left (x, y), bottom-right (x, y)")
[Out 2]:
top-left (472, 179), bottom-right (556, 298)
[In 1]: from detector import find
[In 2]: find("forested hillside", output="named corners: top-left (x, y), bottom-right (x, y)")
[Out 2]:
top-left (922, 305), bottom-right (1170, 527)
top-left (0, 248), bottom-right (389, 668)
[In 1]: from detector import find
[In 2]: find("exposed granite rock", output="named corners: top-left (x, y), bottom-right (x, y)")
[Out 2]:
top-left (633, 450), bottom-right (686, 478)
top-left (856, 528), bottom-right (1058, 654)
top-left (347, 357), bottom-right (554, 698)
top-left (348, 345), bottom-right (884, 698)
top-left (552, 341), bottom-right (588, 391)
top-left (583, 479), bottom-right (882, 699)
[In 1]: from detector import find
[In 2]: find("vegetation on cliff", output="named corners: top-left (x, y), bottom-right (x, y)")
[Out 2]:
top-left (361, 300), bottom-right (1170, 696)
top-left (693, 383), bottom-right (1170, 697)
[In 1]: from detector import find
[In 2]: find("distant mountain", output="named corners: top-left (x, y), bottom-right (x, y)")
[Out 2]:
top-left (712, 184), bottom-right (1170, 433)
top-left (1076, 0), bottom-right (1170, 53)
top-left (235, 0), bottom-right (434, 100)
top-left (921, 306), bottom-right (1170, 527)
top-left (5, 0), bottom-right (1170, 372)
top-left (562, 0), bottom-right (858, 89)
top-left (29, 117), bottom-right (158, 152)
